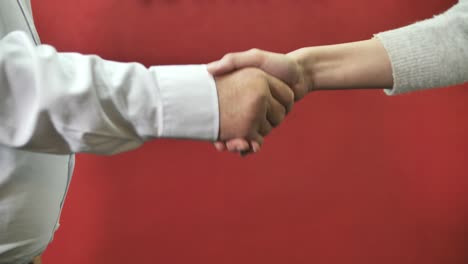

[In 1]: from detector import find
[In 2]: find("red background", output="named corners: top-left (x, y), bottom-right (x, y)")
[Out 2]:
top-left (32, 0), bottom-right (468, 263)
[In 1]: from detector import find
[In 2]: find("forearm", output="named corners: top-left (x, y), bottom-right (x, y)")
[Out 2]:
top-left (289, 38), bottom-right (393, 92)
top-left (291, 0), bottom-right (468, 95)
top-left (0, 31), bottom-right (218, 154)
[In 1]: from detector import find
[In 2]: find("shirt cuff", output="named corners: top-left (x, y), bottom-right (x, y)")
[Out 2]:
top-left (153, 65), bottom-right (219, 141)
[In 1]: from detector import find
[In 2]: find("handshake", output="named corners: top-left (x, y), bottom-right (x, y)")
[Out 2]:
top-left (208, 48), bottom-right (312, 155)
top-left (209, 39), bottom-right (393, 154)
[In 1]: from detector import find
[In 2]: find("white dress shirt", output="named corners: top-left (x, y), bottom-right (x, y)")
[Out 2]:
top-left (0, 1), bottom-right (219, 263)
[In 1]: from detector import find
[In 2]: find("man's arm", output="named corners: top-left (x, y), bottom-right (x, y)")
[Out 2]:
top-left (0, 31), bottom-right (293, 155)
top-left (0, 31), bottom-right (218, 154)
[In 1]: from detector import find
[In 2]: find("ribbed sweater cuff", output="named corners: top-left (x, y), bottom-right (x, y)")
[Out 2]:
top-left (375, 1), bottom-right (468, 95)
top-left (375, 28), bottom-right (440, 95)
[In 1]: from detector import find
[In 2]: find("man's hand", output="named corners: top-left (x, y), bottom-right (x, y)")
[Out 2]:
top-left (208, 49), bottom-right (310, 154)
top-left (216, 67), bottom-right (294, 151)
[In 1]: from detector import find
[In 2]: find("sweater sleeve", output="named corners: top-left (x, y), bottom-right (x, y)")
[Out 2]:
top-left (374, 0), bottom-right (468, 95)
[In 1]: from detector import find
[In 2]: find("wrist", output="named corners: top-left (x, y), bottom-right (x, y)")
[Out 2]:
top-left (288, 39), bottom-right (393, 91)
top-left (289, 45), bottom-right (351, 91)
top-left (287, 48), bottom-right (316, 93)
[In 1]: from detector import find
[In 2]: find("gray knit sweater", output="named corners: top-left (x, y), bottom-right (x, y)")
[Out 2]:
top-left (375, 0), bottom-right (468, 95)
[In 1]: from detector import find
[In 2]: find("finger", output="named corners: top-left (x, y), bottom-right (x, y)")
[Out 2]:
top-left (207, 49), bottom-right (265, 76)
top-left (251, 141), bottom-right (262, 153)
top-left (266, 97), bottom-right (286, 127)
top-left (252, 133), bottom-right (264, 147)
top-left (259, 117), bottom-right (273, 136)
top-left (239, 139), bottom-right (263, 156)
top-left (265, 74), bottom-right (294, 114)
top-left (226, 138), bottom-right (251, 152)
top-left (213, 142), bottom-right (227, 151)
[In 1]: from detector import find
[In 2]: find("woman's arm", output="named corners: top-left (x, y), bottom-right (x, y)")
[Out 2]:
top-left (288, 38), bottom-right (393, 92)
top-left (209, 0), bottom-right (468, 99)
top-left (208, 0), bottom-right (468, 153)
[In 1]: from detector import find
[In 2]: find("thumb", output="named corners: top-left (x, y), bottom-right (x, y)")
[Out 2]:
top-left (207, 60), bottom-right (232, 76)
top-left (207, 49), bottom-right (265, 76)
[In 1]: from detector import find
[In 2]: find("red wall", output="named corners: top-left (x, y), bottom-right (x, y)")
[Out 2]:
top-left (33, 1), bottom-right (468, 263)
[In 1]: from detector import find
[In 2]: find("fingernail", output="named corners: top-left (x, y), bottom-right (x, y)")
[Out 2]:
top-left (253, 145), bottom-right (260, 153)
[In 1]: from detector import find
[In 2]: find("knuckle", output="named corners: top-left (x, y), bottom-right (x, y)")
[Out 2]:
top-left (248, 48), bottom-right (261, 57)
top-left (222, 53), bottom-right (235, 64)
top-left (246, 98), bottom-right (266, 118)
top-left (248, 48), bottom-right (265, 65)
top-left (261, 126), bottom-right (271, 136)
top-left (254, 91), bottom-right (269, 105)
top-left (242, 89), bottom-right (267, 113)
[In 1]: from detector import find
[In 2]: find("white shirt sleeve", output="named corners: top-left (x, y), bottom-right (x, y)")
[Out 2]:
top-left (0, 31), bottom-right (219, 155)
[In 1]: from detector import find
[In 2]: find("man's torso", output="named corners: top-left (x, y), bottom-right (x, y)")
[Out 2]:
top-left (0, 1), bottom-right (73, 263)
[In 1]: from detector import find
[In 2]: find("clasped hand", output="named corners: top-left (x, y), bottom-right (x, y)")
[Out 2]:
top-left (209, 49), bottom-right (311, 155)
